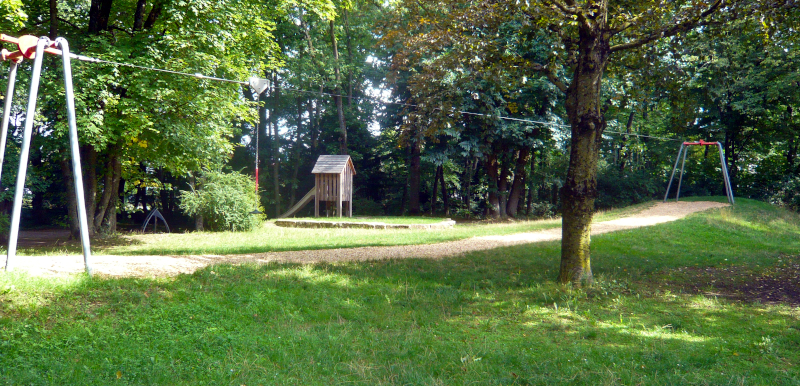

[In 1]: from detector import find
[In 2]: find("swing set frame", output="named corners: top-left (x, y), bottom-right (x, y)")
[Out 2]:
top-left (663, 140), bottom-right (735, 204)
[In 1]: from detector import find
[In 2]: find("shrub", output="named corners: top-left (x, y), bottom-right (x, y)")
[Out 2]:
top-left (179, 170), bottom-right (263, 231)
top-left (768, 176), bottom-right (800, 212)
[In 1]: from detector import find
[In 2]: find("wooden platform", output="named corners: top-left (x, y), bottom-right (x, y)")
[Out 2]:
top-left (274, 219), bottom-right (456, 230)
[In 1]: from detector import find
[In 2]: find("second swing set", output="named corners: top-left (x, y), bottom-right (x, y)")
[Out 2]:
top-left (664, 140), bottom-right (735, 204)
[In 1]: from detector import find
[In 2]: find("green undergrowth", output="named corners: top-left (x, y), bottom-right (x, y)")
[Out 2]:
top-left (1, 198), bottom-right (799, 384)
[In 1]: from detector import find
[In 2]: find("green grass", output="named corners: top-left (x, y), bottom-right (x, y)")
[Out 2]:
top-left (285, 216), bottom-right (450, 224)
top-left (16, 200), bottom-right (659, 256)
top-left (1, 197), bottom-right (799, 384)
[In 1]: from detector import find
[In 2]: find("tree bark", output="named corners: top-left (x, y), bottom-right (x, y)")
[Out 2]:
top-left (82, 146), bottom-right (98, 237)
top-left (430, 165), bottom-right (440, 215)
top-left (407, 133), bottom-right (422, 214)
top-left (143, 0), bottom-right (162, 30)
top-left (497, 150), bottom-right (511, 218)
top-left (88, 0), bottom-right (113, 34)
top-left (485, 151), bottom-right (500, 218)
top-left (558, 26), bottom-right (610, 285)
top-left (133, 0), bottom-right (147, 31)
top-left (618, 110), bottom-right (635, 171)
top-left (49, 0), bottom-right (58, 39)
top-left (329, 21), bottom-right (348, 154)
top-left (270, 72), bottom-right (281, 218)
top-left (343, 9), bottom-right (354, 105)
top-left (60, 157), bottom-right (80, 239)
top-left (507, 148), bottom-right (531, 218)
top-left (439, 164), bottom-right (449, 215)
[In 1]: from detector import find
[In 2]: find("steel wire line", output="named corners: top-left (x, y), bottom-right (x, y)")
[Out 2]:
top-left (69, 54), bottom-right (681, 142)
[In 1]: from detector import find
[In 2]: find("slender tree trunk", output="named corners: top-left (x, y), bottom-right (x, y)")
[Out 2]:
top-left (558, 28), bottom-right (610, 285)
top-left (430, 165), bottom-right (440, 215)
top-left (485, 151), bottom-right (500, 218)
top-left (618, 110), bottom-right (635, 171)
top-left (507, 148), bottom-right (531, 218)
top-left (463, 157), bottom-right (476, 214)
top-left (88, 0), bottom-right (113, 34)
top-left (787, 107), bottom-right (796, 170)
top-left (133, 0), bottom-right (147, 31)
top-left (82, 146), bottom-right (97, 237)
top-left (407, 134), bottom-right (422, 214)
top-left (439, 165), bottom-right (449, 215)
top-left (143, 0), bottom-right (163, 29)
top-left (343, 9), bottom-right (354, 105)
top-left (49, 0), bottom-right (58, 39)
top-left (94, 149), bottom-right (119, 227)
top-left (291, 98), bottom-right (303, 206)
top-left (497, 150), bottom-right (511, 218)
top-left (270, 73), bottom-right (281, 217)
top-left (329, 21), bottom-right (348, 154)
top-left (60, 157), bottom-right (80, 239)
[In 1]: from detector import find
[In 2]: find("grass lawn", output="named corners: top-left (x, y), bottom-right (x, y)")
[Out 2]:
top-left (14, 201), bottom-right (655, 257)
top-left (1, 198), bottom-right (799, 384)
top-left (284, 216), bottom-right (451, 224)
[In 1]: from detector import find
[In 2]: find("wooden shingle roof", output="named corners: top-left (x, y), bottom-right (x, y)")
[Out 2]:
top-left (311, 155), bottom-right (356, 175)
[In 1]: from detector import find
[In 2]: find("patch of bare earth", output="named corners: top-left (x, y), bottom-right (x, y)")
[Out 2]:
top-left (6, 201), bottom-right (728, 278)
top-left (670, 255), bottom-right (800, 306)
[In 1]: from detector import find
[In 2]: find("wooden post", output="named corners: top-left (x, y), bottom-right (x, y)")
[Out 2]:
top-left (314, 174), bottom-right (319, 217)
top-left (337, 171), bottom-right (343, 217)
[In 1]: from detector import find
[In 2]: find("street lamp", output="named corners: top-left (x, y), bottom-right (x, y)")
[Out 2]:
top-left (248, 76), bottom-right (269, 196)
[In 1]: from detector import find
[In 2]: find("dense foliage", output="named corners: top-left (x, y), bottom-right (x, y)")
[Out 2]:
top-left (178, 170), bottom-right (262, 232)
top-left (0, 0), bottom-right (797, 237)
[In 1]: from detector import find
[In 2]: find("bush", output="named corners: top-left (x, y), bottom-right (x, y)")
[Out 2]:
top-left (179, 170), bottom-right (263, 231)
top-left (768, 176), bottom-right (800, 212)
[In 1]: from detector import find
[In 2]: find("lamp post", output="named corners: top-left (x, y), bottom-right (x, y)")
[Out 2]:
top-left (248, 77), bottom-right (269, 193)
top-left (248, 76), bottom-right (269, 213)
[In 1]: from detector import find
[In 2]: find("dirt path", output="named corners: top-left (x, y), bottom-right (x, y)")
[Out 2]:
top-left (6, 201), bottom-right (728, 278)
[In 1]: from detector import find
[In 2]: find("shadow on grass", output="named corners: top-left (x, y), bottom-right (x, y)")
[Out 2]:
top-left (1, 198), bottom-right (799, 385)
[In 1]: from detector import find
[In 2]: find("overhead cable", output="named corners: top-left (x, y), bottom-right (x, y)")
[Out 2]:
top-left (68, 54), bottom-right (680, 142)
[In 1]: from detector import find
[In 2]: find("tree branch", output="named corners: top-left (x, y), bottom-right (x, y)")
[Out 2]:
top-left (544, 0), bottom-right (594, 30)
top-left (609, 0), bottom-right (725, 53)
top-left (532, 62), bottom-right (568, 93)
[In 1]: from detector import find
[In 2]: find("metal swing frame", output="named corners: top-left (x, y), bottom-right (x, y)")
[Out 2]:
top-left (663, 140), bottom-right (734, 205)
top-left (1, 36), bottom-right (92, 274)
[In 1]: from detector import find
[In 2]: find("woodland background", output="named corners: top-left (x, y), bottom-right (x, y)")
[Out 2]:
top-left (0, 0), bottom-right (798, 234)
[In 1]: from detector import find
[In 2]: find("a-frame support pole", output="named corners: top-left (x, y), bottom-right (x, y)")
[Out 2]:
top-left (0, 61), bottom-right (18, 186)
top-left (4, 37), bottom-right (92, 274)
top-left (663, 143), bottom-right (685, 202)
top-left (664, 141), bottom-right (734, 204)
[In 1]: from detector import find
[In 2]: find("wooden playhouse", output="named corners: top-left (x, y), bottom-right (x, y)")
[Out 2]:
top-left (312, 155), bottom-right (356, 217)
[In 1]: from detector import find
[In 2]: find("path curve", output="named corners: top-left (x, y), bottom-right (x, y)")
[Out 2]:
top-left (7, 201), bottom-right (728, 278)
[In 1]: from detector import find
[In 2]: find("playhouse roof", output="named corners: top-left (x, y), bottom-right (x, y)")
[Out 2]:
top-left (311, 155), bottom-right (356, 175)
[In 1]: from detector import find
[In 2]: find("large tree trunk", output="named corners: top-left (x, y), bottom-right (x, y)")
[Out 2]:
top-left (507, 148), bottom-right (530, 218)
top-left (559, 29), bottom-right (609, 285)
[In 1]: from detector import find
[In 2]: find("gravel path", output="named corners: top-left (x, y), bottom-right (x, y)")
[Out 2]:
top-left (6, 201), bottom-right (728, 278)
